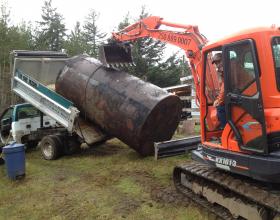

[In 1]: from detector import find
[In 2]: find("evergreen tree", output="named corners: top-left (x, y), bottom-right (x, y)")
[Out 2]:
top-left (147, 53), bottom-right (191, 87)
top-left (0, 3), bottom-right (34, 73)
top-left (117, 13), bottom-right (130, 30)
top-left (128, 7), bottom-right (166, 80)
top-left (35, 0), bottom-right (66, 51)
top-left (64, 21), bottom-right (87, 56)
top-left (83, 9), bottom-right (106, 58)
top-left (0, 2), bottom-right (10, 72)
top-left (10, 22), bottom-right (35, 50)
top-left (20, 23), bottom-right (34, 49)
top-left (116, 7), bottom-right (191, 87)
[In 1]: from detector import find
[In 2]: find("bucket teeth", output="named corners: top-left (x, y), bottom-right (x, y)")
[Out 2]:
top-left (109, 63), bottom-right (119, 69)
top-left (107, 62), bottom-right (134, 69)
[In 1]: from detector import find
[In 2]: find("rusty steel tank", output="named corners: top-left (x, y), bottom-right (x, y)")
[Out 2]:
top-left (55, 55), bottom-right (182, 156)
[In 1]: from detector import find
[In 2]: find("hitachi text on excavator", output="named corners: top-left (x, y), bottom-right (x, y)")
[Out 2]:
top-left (100, 16), bottom-right (280, 219)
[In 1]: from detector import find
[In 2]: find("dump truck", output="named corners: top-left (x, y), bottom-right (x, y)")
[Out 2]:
top-left (0, 50), bottom-right (182, 160)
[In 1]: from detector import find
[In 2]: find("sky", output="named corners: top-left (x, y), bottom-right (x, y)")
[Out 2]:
top-left (5, 0), bottom-right (280, 47)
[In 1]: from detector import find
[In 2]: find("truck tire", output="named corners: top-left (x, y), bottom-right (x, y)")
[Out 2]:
top-left (26, 141), bottom-right (38, 149)
top-left (40, 135), bottom-right (62, 160)
top-left (64, 137), bottom-right (81, 155)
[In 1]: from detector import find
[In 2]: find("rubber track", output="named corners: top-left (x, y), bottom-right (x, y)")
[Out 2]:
top-left (174, 176), bottom-right (235, 220)
top-left (174, 161), bottom-right (280, 217)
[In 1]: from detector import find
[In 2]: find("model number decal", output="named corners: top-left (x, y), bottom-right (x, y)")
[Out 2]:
top-left (215, 157), bottom-right (237, 167)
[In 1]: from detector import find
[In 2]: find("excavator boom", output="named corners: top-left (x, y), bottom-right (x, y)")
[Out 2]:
top-left (100, 16), bottom-right (219, 105)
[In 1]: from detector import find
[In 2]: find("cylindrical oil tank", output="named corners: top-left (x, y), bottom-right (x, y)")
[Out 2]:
top-left (55, 55), bottom-right (182, 156)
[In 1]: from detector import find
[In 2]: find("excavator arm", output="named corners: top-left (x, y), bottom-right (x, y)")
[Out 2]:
top-left (100, 16), bottom-right (219, 104)
top-left (112, 16), bottom-right (206, 55)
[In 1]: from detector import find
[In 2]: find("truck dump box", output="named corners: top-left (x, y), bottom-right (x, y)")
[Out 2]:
top-left (11, 50), bottom-right (79, 132)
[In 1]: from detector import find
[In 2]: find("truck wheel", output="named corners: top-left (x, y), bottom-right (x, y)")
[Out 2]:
top-left (40, 135), bottom-right (62, 160)
top-left (64, 137), bottom-right (81, 155)
top-left (26, 141), bottom-right (38, 149)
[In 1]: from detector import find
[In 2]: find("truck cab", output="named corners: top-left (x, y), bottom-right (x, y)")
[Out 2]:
top-left (0, 103), bottom-right (56, 147)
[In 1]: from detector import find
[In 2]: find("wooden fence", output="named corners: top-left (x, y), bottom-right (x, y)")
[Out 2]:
top-left (164, 76), bottom-right (200, 134)
top-left (164, 76), bottom-right (200, 121)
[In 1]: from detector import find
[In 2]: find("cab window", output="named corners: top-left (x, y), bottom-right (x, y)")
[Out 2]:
top-left (17, 105), bottom-right (40, 120)
top-left (2, 108), bottom-right (13, 120)
top-left (226, 41), bottom-right (257, 96)
top-left (272, 37), bottom-right (280, 91)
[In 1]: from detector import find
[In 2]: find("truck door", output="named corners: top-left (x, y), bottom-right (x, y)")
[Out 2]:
top-left (0, 107), bottom-right (13, 143)
top-left (15, 105), bottom-right (41, 132)
top-left (223, 39), bottom-right (268, 154)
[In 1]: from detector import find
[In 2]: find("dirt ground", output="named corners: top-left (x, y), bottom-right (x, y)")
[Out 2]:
top-left (0, 138), bottom-right (217, 220)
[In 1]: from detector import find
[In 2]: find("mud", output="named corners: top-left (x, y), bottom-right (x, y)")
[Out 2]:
top-left (151, 186), bottom-right (189, 204)
top-left (113, 194), bottom-right (142, 217)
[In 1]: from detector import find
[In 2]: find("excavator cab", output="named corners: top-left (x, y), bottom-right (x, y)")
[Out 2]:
top-left (195, 31), bottom-right (280, 184)
top-left (174, 29), bottom-right (280, 219)
top-left (203, 45), bottom-right (268, 149)
top-left (99, 42), bottom-right (133, 68)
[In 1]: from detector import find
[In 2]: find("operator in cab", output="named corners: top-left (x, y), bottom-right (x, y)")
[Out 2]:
top-left (212, 53), bottom-right (226, 129)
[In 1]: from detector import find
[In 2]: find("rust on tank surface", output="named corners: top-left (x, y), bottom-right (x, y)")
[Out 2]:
top-left (56, 55), bottom-right (182, 156)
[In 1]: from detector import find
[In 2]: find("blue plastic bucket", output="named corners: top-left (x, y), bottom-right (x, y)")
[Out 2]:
top-left (3, 142), bottom-right (25, 180)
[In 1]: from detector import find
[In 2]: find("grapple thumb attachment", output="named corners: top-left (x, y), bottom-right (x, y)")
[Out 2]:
top-left (99, 43), bottom-right (134, 68)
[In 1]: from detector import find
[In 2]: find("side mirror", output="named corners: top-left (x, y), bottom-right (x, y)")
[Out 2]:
top-left (1, 117), bottom-right (12, 125)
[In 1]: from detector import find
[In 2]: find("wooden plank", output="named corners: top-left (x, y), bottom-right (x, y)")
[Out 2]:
top-left (179, 96), bottom-right (195, 100)
top-left (182, 108), bottom-right (200, 112)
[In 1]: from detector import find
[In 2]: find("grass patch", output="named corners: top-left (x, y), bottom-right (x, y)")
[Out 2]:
top-left (116, 177), bottom-right (143, 196)
top-left (0, 138), bottom-right (208, 219)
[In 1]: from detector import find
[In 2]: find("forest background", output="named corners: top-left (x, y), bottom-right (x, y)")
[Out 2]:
top-left (0, 0), bottom-right (191, 112)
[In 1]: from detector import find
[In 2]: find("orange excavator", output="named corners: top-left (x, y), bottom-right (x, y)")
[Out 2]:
top-left (100, 16), bottom-right (280, 219)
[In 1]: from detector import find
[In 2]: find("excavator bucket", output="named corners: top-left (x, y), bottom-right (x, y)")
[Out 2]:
top-left (99, 42), bottom-right (134, 68)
